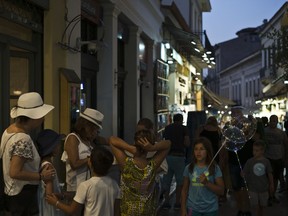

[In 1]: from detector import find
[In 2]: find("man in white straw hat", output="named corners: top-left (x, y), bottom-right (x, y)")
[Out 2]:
top-left (0, 92), bottom-right (55, 215)
top-left (61, 108), bottom-right (104, 193)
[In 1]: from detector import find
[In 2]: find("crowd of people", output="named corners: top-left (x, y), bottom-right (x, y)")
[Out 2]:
top-left (1, 92), bottom-right (288, 216)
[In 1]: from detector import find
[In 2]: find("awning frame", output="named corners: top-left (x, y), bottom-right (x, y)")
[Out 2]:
top-left (202, 86), bottom-right (236, 108)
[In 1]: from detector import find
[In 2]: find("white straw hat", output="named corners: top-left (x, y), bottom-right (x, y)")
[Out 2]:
top-left (10, 92), bottom-right (54, 119)
top-left (80, 108), bottom-right (104, 129)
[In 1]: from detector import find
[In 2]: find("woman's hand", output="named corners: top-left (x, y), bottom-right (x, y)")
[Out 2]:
top-left (137, 137), bottom-right (154, 151)
top-left (40, 164), bottom-right (56, 182)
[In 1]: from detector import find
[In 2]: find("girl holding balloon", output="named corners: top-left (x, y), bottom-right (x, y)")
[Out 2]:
top-left (180, 137), bottom-right (225, 216)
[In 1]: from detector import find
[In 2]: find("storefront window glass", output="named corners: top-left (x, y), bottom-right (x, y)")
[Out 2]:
top-left (10, 56), bottom-right (29, 96)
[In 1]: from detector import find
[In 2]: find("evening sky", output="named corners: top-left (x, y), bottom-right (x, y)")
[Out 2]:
top-left (203, 0), bottom-right (288, 45)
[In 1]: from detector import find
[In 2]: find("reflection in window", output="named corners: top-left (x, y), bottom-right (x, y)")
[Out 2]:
top-left (10, 57), bottom-right (29, 96)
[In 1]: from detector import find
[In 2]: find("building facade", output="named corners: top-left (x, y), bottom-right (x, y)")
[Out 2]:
top-left (206, 27), bottom-right (262, 115)
top-left (259, 2), bottom-right (288, 120)
top-left (0, 0), bottom-right (213, 142)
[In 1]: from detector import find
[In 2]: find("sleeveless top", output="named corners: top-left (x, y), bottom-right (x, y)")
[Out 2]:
top-left (120, 157), bottom-right (157, 216)
top-left (61, 133), bottom-right (92, 191)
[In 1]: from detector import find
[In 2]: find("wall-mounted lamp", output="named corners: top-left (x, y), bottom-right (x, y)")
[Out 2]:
top-left (57, 14), bottom-right (106, 54)
top-left (76, 37), bottom-right (107, 54)
top-left (193, 79), bottom-right (202, 92)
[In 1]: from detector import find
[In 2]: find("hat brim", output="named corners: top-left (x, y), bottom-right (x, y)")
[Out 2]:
top-left (80, 113), bottom-right (102, 129)
top-left (10, 104), bottom-right (54, 119)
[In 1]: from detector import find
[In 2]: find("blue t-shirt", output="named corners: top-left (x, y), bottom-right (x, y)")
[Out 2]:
top-left (183, 164), bottom-right (222, 213)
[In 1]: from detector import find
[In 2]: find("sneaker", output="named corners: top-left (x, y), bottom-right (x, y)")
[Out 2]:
top-left (174, 203), bottom-right (181, 210)
top-left (162, 203), bottom-right (171, 209)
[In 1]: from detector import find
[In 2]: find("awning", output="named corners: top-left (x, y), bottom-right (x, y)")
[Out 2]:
top-left (202, 86), bottom-right (236, 108)
top-left (262, 73), bottom-right (287, 96)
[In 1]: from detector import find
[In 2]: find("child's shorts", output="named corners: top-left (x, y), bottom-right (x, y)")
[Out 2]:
top-left (249, 191), bottom-right (269, 207)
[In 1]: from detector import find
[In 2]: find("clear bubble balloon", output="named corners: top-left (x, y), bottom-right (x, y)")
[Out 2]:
top-left (220, 113), bottom-right (257, 151)
top-left (224, 139), bottom-right (246, 152)
top-left (223, 126), bottom-right (246, 144)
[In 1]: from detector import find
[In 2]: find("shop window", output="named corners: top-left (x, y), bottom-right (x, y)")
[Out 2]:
top-left (10, 56), bottom-right (29, 96)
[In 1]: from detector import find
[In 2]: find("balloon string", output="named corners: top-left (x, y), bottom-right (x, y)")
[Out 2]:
top-left (234, 150), bottom-right (250, 200)
top-left (207, 139), bottom-right (226, 170)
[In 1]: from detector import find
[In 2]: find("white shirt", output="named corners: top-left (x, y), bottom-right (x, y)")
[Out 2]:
top-left (74, 176), bottom-right (120, 216)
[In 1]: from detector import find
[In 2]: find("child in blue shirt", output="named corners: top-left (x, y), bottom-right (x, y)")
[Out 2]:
top-left (181, 137), bottom-right (225, 216)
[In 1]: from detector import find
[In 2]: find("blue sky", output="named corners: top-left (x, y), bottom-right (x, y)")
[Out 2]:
top-left (203, 0), bottom-right (288, 45)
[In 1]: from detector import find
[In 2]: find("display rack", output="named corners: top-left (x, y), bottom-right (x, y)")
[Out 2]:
top-left (154, 59), bottom-right (170, 141)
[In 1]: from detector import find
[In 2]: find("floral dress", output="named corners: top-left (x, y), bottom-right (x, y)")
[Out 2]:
top-left (120, 157), bottom-right (157, 216)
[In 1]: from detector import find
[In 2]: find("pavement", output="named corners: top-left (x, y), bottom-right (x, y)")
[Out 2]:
top-left (157, 188), bottom-right (288, 216)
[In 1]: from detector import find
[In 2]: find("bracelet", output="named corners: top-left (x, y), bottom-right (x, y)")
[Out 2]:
top-left (56, 200), bottom-right (60, 208)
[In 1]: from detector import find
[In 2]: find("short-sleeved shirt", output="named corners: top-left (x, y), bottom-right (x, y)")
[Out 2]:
top-left (264, 127), bottom-right (287, 160)
top-left (183, 164), bottom-right (222, 213)
top-left (243, 157), bottom-right (272, 193)
top-left (163, 123), bottom-right (189, 155)
top-left (74, 176), bottom-right (120, 216)
top-left (0, 131), bottom-right (40, 196)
